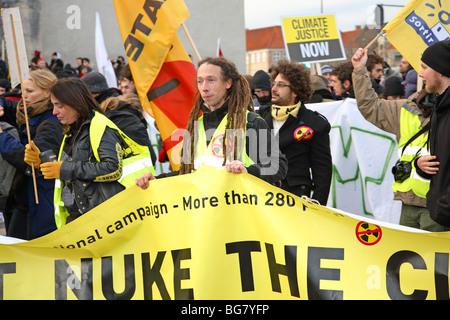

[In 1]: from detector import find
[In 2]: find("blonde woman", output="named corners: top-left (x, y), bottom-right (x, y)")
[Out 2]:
top-left (0, 69), bottom-right (63, 239)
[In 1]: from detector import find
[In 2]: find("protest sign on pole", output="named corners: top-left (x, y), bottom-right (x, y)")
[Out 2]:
top-left (281, 14), bottom-right (346, 64)
top-left (1, 7), bottom-right (38, 204)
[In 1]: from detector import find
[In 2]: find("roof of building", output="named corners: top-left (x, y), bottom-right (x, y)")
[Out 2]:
top-left (246, 25), bottom-right (396, 53)
top-left (246, 26), bottom-right (285, 51)
top-left (340, 29), bottom-right (362, 48)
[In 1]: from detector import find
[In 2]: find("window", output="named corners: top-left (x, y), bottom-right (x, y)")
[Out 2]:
top-left (273, 51), bottom-right (280, 62)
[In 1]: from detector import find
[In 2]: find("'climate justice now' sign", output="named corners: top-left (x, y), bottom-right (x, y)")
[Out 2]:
top-left (281, 14), bottom-right (346, 63)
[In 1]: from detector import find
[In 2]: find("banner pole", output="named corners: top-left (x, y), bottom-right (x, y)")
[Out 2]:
top-left (181, 23), bottom-right (201, 61)
top-left (364, 33), bottom-right (383, 51)
top-left (10, 14), bottom-right (39, 204)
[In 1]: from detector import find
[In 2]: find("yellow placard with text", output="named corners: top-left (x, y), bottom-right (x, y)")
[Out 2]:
top-left (281, 14), bottom-right (346, 63)
top-left (0, 170), bottom-right (449, 300)
top-left (281, 14), bottom-right (340, 43)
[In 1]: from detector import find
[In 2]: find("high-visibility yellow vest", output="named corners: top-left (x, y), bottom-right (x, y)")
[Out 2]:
top-left (392, 107), bottom-right (430, 198)
top-left (193, 111), bottom-right (254, 173)
top-left (54, 111), bottom-right (155, 228)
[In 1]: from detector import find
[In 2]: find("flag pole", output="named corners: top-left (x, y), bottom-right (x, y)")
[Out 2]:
top-left (364, 33), bottom-right (384, 50)
top-left (10, 14), bottom-right (39, 204)
top-left (181, 23), bottom-right (201, 61)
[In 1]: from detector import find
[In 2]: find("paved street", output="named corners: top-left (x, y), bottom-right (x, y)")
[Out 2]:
top-left (0, 221), bottom-right (5, 236)
top-left (0, 213), bottom-right (6, 236)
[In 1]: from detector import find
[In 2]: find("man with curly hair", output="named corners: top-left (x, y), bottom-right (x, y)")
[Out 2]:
top-left (259, 60), bottom-right (332, 204)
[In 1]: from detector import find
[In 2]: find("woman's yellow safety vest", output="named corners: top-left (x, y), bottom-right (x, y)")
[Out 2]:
top-left (54, 111), bottom-right (155, 228)
top-left (193, 111), bottom-right (254, 173)
top-left (392, 107), bottom-right (430, 198)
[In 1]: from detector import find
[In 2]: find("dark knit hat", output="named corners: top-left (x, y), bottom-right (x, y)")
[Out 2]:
top-left (0, 79), bottom-right (10, 90)
top-left (383, 76), bottom-right (405, 97)
top-left (81, 72), bottom-right (109, 94)
top-left (421, 40), bottom-right (450, 78)
top-left (251, 70), bottom-right (271, 92)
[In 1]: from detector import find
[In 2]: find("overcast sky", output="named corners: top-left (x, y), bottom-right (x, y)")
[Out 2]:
top-left (244, 0), bottom-right (411, 31)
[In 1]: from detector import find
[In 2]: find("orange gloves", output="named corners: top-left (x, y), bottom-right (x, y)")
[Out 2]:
top-left (40, 161), bottom-right (63, 180)
top-left (24, 141), bottom-right (41, 168)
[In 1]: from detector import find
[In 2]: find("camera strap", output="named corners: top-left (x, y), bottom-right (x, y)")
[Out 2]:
top-left (400, 122), bottom-right (430, 156)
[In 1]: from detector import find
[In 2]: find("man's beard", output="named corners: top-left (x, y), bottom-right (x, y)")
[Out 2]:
top-left (257, 95), bottom-right (272, 105)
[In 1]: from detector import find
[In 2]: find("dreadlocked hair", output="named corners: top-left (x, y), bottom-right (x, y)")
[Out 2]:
top-left (179, 57), bottom-right (254, 175)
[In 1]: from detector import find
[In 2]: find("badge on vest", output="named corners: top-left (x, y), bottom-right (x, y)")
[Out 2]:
top-left (294, 126), bottom-right (314, 141)
top-left (211, 134), bottom-right (225, 158)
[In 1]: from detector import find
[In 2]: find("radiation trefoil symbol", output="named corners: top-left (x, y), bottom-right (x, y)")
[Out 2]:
top-left (355, 221), bottom-right (382, 246)
top-left (294, 126), bottom-right (314, 141)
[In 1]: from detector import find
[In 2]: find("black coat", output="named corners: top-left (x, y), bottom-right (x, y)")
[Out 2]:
top-left (259, 104), bottom-right (332, 204)
top-left (427, 86), bottom-right (450, 226)
top-left (60, 114), bottom-right (127, 218)
top-left (104, 101), bottom-right (157, 165)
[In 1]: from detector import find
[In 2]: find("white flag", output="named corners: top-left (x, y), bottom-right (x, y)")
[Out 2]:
top-left (216, 38), bottom-right (223, 57)
top-left (95, 12), bottom-right (117, 88)
top-left (2, 8), bottom-right (30, 89)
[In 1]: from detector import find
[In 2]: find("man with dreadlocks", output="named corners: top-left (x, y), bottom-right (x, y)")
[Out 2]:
top-left (259, 60), bottom-right (332, 205)
top-left (136, 57), bottom-right (287, 189)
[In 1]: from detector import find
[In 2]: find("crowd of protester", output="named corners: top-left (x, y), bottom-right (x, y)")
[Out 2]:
top-left (1, 39), bottom-right (450, 240)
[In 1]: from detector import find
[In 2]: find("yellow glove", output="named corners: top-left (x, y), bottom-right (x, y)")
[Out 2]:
top-left (24, 141), bottom-right (41, 168)
top-left (40, 161), bottom-right (63, 180)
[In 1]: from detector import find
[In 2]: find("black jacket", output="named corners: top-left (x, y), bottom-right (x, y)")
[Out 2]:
top-left (259, 104), bottom-right (332, 204)
top-left (60, 114), bottom-right (127, 218)
top-left (104, 101), bottom-right (157, 165)
top-left (426, 86), bottom-right (450, 226)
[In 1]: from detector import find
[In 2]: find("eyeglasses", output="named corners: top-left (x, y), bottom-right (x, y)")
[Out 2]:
top-left (272, 82), bottom-right (291, 89)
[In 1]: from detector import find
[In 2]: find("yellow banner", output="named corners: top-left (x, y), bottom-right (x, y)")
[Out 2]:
top-left (382, 0), bottom-right (450, 72)
top-left (1, 170), bottom-right (450, 300)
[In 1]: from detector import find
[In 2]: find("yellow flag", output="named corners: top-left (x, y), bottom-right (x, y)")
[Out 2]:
top-left (382, 0), bottom-right (450, 72)
top-left (113, 0), bottom-right (196, 170)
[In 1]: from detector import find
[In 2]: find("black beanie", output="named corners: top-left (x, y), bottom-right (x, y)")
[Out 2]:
top-left (81, 72), bottom-right (109, 94)
top-left (421, 40), bottom-right (450, 78)
top-left (383, 76), bottom-right (405, 97)
top-left (251, 70), bottom-right (271, 92)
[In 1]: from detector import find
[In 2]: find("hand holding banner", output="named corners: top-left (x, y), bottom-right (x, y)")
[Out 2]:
top-left (0, 170), bottom-right (449, 300)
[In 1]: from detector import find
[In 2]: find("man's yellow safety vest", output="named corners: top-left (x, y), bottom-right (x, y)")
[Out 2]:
top-left (193, 111), bottom-right (255, 173)
top-left (392, 107), bottom-right (430, 198)
top-left (54, 111), bottom-right (155, 228)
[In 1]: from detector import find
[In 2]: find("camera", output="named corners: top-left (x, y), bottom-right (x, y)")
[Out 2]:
top-left (40, 150), bottom-right (57, 163)
top-left (392, 160), bottom-right (412, 182)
